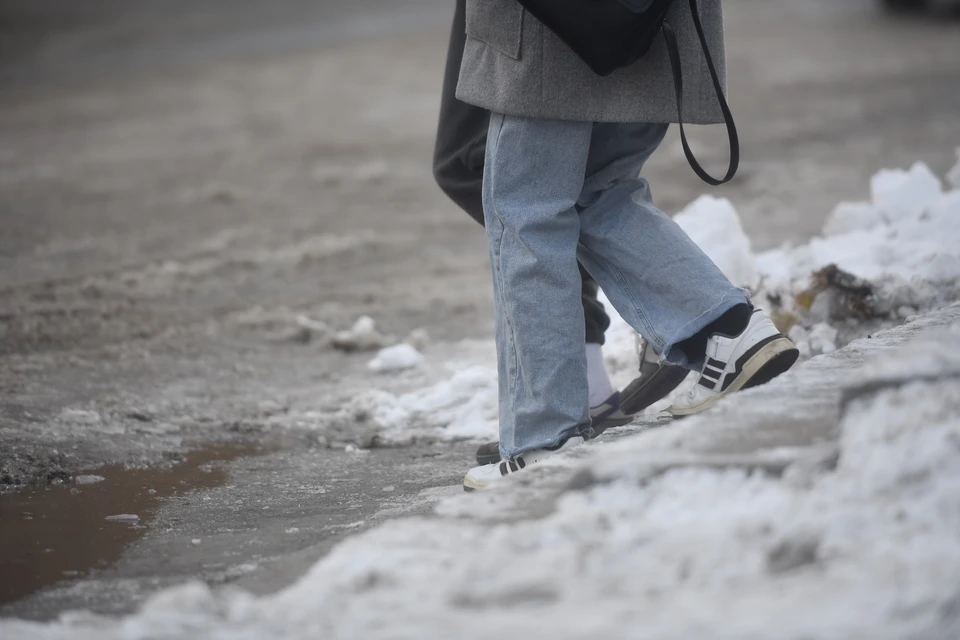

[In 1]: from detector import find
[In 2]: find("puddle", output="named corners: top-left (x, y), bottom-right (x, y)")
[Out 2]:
top-left (0, 442), bottom-right (262, 606)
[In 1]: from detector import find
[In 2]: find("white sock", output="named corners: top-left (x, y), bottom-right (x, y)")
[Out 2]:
top-left (586, 343), bottom-right (615, 407)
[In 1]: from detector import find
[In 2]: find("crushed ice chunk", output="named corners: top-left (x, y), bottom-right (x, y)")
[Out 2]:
top-left (332, 316), bottom-right (389, 352)
top-left (74, 475), bottom-right (105, 485)
top-left (788, 325), bottom-right (812, 359)
top-left (808, 323), bottom-right (838, 355)
top-left (295, 315), bottom-right (331, 336)
top-left (105, 514), bottom-right (140, 523)
top-left (367, 343), bottom-right (424, 373)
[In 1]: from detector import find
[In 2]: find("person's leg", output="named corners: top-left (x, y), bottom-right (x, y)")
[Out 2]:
top-left (574, 123), bottom-right (751, 370)
top-left (579, 265), bottom-right (610, 348)
top-left (483, 113), bottom-right (595, 459)
top-left (430, 0), bottom-right (613, 359)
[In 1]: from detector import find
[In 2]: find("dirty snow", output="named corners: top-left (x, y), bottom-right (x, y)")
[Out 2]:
top-left (757, 162), bottom-right (960, 300)
top-left (5, 319), bottom-right (959, 640)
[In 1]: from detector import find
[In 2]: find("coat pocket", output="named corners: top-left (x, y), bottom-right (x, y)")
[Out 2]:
top-left (464, 0), bottom-right (524, 60)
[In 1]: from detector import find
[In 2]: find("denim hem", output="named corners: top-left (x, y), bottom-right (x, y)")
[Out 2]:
top-left (660, 287), bottom-right (751, 370)
top-left (499, 423), bottom-right (587, 460)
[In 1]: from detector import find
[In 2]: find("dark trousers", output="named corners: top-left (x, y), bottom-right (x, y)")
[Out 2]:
top-left (431, 0), bottom-right (610, 345)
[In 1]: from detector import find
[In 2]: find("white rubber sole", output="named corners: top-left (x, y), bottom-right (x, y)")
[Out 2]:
top-left (668, 336), bottom-right (799, 417)
top-left (462, 474), bottom-right (487, 492)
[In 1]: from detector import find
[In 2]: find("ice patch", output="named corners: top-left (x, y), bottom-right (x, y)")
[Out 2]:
top-left (104, 514), bottom-right (139, 524)
top-left (59, 409), bottom-right (101, 426)
top-left (74, 475), bottom-right (105, 485)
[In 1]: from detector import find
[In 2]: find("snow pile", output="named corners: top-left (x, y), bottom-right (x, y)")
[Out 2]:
top-left (758, 161), bottom-right (960, 300)
top-left (367, 344), bottom-right (424, 373)
top-left (361, 365), bottom-right (498, 441)
top-left (287, 363), bottom-right (500, 446)
top-left (8, 326), bottom-right (959, 639)
top-left (788, 321), bottom-right (838, 358)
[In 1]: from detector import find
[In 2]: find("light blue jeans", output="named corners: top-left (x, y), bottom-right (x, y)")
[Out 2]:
top-left (483, 114), bottom-right (749, 459)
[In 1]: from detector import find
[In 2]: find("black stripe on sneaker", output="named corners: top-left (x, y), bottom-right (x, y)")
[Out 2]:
top-left (701, 371), bottom-right (720, 383)
top-left (720, 334), bottom-right (784, 392)
top-left (698, 377), bottom-right (716, 389)
top-left (509, 460), bottom-right (518, 472)
top-left (499, 461), bottom-right (509, 476)
top-left (517, 457), bottom-right (526, 469)
top-left (707, 357), bottom-right (726, 370)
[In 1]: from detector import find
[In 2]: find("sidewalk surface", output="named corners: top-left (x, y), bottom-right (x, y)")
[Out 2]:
top-left (5, 303), bottom-right (958, 639)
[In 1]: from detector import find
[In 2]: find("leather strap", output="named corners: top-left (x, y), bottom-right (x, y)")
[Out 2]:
top-left (662, 0), bottom-right (739, 185)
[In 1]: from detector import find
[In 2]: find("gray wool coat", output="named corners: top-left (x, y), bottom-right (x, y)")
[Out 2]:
top-left (455, 0), bottom-right (727, 124)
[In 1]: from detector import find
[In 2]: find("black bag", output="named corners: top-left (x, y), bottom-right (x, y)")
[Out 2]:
top-left (515, 0), bottom-right (739, 186)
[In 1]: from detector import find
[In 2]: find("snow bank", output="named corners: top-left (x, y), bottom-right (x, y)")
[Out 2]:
top-left (8, 324), bottom-right (958, 640)
top-left (759, 162), bottom-right (960, 299)
top-left (365, 365), bottom-right (498, 441)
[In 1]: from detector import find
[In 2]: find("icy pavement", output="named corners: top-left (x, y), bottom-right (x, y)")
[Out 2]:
top-left (3, 303), bottom-right (958, 640)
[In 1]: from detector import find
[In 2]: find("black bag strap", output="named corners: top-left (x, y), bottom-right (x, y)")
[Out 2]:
top-left (661, 0), bottom-right (739, 185)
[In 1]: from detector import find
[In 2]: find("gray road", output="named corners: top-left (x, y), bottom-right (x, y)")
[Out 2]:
top-left (1, 0), bottom-right (959, 621)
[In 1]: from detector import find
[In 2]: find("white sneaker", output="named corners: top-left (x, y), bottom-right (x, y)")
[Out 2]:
top-left (462, 436), bottom-right (584, 492)
top-left (668, 309), bottom-right (799, 416)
